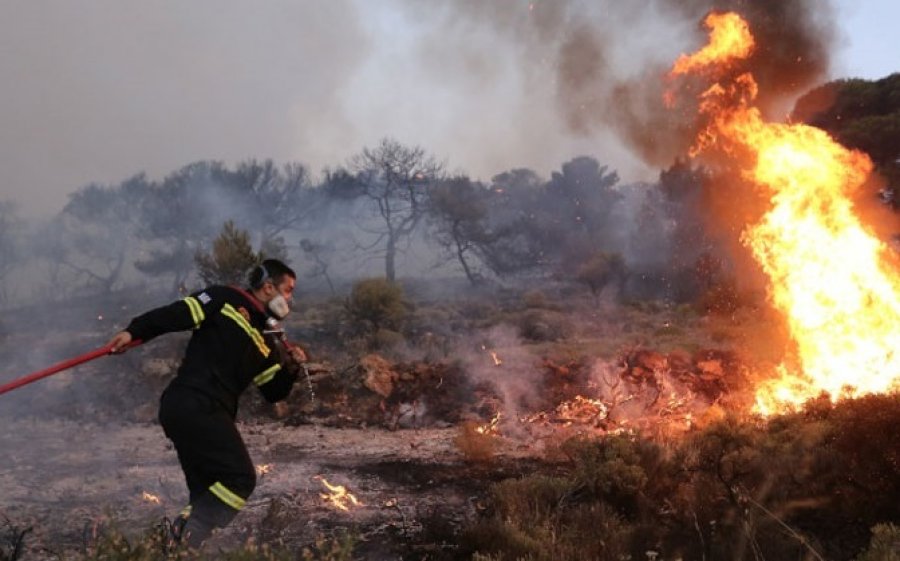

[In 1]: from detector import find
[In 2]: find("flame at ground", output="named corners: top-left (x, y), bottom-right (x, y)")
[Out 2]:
top-left (672, 12), bottom-right (900, 414)
top-left (476, 411), bottom-right (502, 435)
top-left (141, 491), bottom-right (161, 505)
top-left (316, 476), bottom-right (362, 511)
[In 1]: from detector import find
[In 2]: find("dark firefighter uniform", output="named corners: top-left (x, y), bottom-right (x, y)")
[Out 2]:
top-left (124, 285), bottom-right (298, 547)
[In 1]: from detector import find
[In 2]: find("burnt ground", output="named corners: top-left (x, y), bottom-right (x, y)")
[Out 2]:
top-left (0, 291), bottom-right (784, 560)
top-left (0, 417), bottom-right (551, 561)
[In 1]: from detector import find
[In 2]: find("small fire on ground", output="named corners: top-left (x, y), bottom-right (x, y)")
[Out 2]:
top-left (141, 491), bottom-right (161, 505)
top-left (481, 345), bottom-right (503, 367)
top-left (315, 476), bottom-right (362, 511)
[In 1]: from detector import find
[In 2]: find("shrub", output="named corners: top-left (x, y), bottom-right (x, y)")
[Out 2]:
top-left (344, 278), bottom-right (409, 332)
top-left (370, 328), bottom-right (405, 351)
top-left (194, 221), bottom-right (263, 286)
top-left (516, 310), bottom-right (573, 342)
top-left (855, 524), bottom-right (900, 561)
top-left (0, 516), bottom-right (30, 561)
top-left (455, 421), bottom-right (497, 463)
top-left (68, 519), bottom-right (354, 561)
top-left (522, 290), bottom-right (548, 309)
top-left (559, 435), bottom-right (650, 510)
top-left (575, 251), bottom-right (626, 299)
top-left (462, 476), bottom-right (634, 561)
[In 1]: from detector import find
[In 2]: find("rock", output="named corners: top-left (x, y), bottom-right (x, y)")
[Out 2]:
top-left (360, 353), bottom-right (398, 398)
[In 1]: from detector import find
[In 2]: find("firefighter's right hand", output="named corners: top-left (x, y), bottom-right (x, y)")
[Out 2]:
top-left (107, 331), bottom-right (133, 354)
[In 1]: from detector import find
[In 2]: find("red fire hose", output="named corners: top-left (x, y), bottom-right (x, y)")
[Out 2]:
top-left (0, 340), bottom-right (142, 397)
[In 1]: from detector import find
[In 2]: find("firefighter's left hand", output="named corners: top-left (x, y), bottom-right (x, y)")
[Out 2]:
top-left (107, 331), bottom-right (133, 354)
top-left (288, 345), bottom-right (308, 364)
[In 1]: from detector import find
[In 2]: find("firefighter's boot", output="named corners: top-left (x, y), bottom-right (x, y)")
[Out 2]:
top-left (179, 492), bottom-right (241, 549)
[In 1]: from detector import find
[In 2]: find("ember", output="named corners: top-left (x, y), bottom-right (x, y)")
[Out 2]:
top-left (256, 463), bottom-right (273, 476)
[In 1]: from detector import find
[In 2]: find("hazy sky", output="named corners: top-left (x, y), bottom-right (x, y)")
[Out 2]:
top-left (0, 0), bottom-right (897, 218)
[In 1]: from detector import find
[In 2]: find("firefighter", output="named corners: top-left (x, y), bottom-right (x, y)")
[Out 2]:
top-left (106, 259), bottom-right (307, 549)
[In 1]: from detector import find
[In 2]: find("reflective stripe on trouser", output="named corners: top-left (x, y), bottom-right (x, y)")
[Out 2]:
top-left (209, 481), bottom-right (246, 510)
top-left (159, 386), bottom-right (258, 501)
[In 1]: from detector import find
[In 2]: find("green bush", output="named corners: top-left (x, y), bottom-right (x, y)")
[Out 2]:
top-left (194, 221), bottom-right (263, 286)
top-left (344, 278), bottom-right (409, 332)
top-left (462, 475), bottom-right (634, 561)
top-left (516, 310), bottom-right (573, 342)
top-left (560, 435), bottom-right (650, 502)
top-left (461, 394), bottom-right (900, 561)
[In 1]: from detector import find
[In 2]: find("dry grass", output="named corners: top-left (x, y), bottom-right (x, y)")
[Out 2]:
top-left (454, 421), bottom-right (498, 463)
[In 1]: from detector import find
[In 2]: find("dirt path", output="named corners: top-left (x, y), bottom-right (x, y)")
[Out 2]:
top-left (1, 417), bottom-right (542, 560)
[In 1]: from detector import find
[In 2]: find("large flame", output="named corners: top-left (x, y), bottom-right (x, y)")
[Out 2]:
top-left (671, 12), bottom-right (755, 76)
top-left (671, 12), bottom-right (900, 414)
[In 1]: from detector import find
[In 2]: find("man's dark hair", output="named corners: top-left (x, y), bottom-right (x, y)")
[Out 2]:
top-left (249, 259), bottom-right (296, 289)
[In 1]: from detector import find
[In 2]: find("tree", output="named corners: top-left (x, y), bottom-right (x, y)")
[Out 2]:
top-left (349, 138), bottom-right (443, 281)
top-left (299, 238), bottom-right (336, 295)
top-left (194, 221), bottom-right (263, 286)
top-left (472, 159), bottom-right (625, 281)
top-left (134, 161), bottom-right (229, 294)
top-left (543, 157), bottom-right (623, 277)
top-left (489, 170), bottom-right (548, 274)
top-left (793, 74), bottom-right (900, 206)
top-left (426, 176), bottom-right (492, 285)
top-left (51, 175), bottom-right (150, 294)
top-left (0, 201), bottom-right (22, 303)
top-left (576, 251), bottom-right (626, 300)
top-left (217, 159), bottom-right (315, 244)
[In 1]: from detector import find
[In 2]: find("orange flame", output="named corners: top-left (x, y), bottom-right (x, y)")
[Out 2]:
top-left (670, 12), bottom-right (755, 76)
top-left (671, 12), bottom-right (900, 414)
top-left (141, 491), bottom-right (161, 505)
top-left (316, 476), bottom-right (362, 511)
top-left (476, 411), bottom-right (502, 435)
